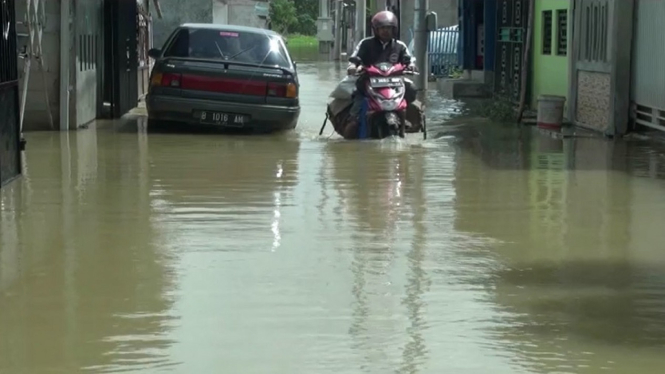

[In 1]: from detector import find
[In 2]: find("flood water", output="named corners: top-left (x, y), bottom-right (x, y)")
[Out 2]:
top-left (3, 62), bottom-right (665, 373)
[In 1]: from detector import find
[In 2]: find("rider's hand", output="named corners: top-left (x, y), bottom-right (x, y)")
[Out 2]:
top-left (347, 65), bottom-right (358, 75)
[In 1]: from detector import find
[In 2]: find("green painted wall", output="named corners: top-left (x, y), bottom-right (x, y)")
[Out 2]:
top-left (531, 0), bottom-right (571, 113)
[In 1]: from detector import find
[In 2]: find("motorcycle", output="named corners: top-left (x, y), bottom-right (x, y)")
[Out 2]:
top-left (322, 62), bottom-right (427, 140)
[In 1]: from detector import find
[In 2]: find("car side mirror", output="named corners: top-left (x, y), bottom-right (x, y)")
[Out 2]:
top-left (148, 48), bottom-right (161, 59)
top-left (293, 61), bottom-right (297, 69)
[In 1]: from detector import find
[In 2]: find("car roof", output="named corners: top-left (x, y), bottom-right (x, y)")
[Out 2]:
top-left (180, 23), bottom-right (281, 37)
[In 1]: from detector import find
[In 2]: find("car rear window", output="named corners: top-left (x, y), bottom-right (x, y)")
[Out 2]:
top-left (163, 28), bottom-right (291, 68)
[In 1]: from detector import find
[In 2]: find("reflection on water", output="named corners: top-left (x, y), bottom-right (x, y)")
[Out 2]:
top-left (0, 129), bottom-right (178, 373)
top-left (2, 63), bottom-right (665, 373)
top-left (454, 124), bottom-right (665, 373)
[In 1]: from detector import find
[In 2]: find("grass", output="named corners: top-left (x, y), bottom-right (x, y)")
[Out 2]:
top-left (284, 34), bottom-right (319, 62)
top-left (284, 34), bottom-right (318, 47)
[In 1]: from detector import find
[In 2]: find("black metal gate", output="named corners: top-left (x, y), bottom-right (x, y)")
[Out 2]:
top-left (103, 0), bottom-right (138, 118)
top-left (0, 0), bottom-right (21, 187)
top-left (494, 0), bottom-right (530, 101)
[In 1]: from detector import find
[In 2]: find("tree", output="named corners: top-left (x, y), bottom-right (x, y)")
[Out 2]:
top-left (270, 0), bottom-right (298, 34)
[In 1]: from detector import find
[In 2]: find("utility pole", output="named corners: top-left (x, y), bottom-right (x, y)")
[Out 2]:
top-left (317, 0), bottom-right (334, 59)
top-left (355, 0), bottom-right (367, 48)
top-left (333, 0), bottom-right (343, 61)
top-left (413, 0), bottom-right (428, 91)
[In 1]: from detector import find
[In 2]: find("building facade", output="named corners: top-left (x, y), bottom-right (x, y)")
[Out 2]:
top-left (566, 0), bottom-right (633, 136)
top-left (14, 0), bottom-right (157, 132)
top-left (629, 0), bottom-right (665, 133)
top-left (453, 0), bottom-right (665, 136)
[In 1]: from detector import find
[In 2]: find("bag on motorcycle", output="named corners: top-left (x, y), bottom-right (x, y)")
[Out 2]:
top-left (329, 75), bottom-right (358, 100)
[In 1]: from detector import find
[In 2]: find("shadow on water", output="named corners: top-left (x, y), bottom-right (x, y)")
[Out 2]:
top-left (113, 115), bottom-right (300, 139)
top-left (451, 119), bottom-right (665, 372)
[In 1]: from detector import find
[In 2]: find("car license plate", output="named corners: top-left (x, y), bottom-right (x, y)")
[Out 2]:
top-left (197, 111), bottom-right (249, 127)
top-left (370, 77), bottom-right (402, 88)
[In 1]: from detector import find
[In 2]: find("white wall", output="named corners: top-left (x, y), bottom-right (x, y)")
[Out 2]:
top-left (213, 0), bottom-right (229, 24)
top-left (216, 0), bottom-right (269, 28)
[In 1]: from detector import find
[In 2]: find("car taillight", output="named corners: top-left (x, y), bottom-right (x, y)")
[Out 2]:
top-left (267, 82), bottom-right (297, 98)
top-left (150, 72), bottom-right (181, 88)
top-left (161, 73), bottom-right (182, 87)
top-left (150, 72), bottom-right (162, 87)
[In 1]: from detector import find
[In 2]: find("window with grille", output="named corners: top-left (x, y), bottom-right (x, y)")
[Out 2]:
top-left (580, 0), bottom-right (609, 62)
top-left (542, 10), bottom-right (553, 55)
top-left (556, 9), bottom-right (568, 56)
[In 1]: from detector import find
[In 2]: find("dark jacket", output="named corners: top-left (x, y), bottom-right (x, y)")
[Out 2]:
top-left (348, 37), bottom-right (415, 67)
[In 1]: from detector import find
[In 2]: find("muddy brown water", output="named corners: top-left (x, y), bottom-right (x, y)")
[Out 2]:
top-left (3, 62), bottom-right (665, 373)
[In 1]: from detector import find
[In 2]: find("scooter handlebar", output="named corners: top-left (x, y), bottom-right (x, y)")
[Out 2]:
top-left (354, 69), bottom-right (419, 76)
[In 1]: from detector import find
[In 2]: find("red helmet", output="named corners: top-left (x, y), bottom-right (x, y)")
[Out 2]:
top-left (371, 10), bottom-right (398, 34)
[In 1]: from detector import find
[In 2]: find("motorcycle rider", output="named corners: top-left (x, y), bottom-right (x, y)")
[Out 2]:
top-left (344, 10), bottom-right (417, 138)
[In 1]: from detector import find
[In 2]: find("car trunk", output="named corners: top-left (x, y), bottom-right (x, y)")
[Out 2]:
top-left (149, 27), bottom-right (298, 107)
top-left (168, 59), bottom-right (296, 105)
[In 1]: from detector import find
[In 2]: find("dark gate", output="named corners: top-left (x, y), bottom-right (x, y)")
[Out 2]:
top-left (103, 0), bottom-right (138, 118)
top-left (494, 0), bottom-right (530, 101)
top-left (0, 0), bottom-right (21, 187)
top-left (389, 0), bottom-right (401, 39)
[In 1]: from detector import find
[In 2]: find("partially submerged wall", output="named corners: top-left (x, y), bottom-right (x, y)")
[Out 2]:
top-left (15, 0), bottom-right (60, 131)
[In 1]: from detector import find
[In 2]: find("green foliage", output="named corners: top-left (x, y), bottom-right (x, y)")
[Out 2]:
top-left (270, 0), bottom-right (298, 34)
top-left (293, 0), bottom-right (318, 35)
top-left (270, 0), bottom-right (318, 36)
top-left (449, 67), bottom-right (463, 79)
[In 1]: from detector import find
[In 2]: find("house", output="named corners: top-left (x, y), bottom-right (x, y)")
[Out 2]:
top-left (447, 0), bottom-right (664, 137)
top-left (8, 0), bottom-right (164, 132)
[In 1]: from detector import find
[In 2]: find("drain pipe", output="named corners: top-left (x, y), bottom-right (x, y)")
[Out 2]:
top-left (413, 0), bottom-right (428, 91)
top-left (59, 0), bottom-right (71, 131)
